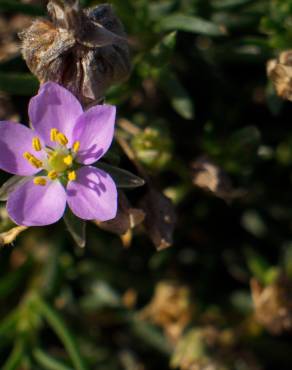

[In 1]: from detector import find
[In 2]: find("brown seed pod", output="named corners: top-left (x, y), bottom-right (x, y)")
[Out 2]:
top-left (20, 0), bottom-right (131, 107)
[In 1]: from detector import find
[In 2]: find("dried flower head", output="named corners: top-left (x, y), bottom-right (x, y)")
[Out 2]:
top-left (171, 327), bottom-right (261, 370)
top-left (140, 281), bottom-right (194, 343)
top-left (20, 0), bottom-right (131, 107)
top-left (267, 50), bottom-right (292, 101)
top-left (251, 277), bottom-right (292, 334)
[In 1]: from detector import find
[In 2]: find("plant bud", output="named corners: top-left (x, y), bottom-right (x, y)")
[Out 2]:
top-left (20, 0), bottom-right (131, 107)
top-left (131, 127), bottom-right (173, 171)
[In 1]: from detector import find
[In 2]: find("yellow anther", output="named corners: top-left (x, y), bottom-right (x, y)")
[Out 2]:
top-left (56, 132), bottom-right (68, 146)
top-left (23, 152), bottom-right (43, 168)
top-left (50, 128), bottom-right (59, 142)
top-left (33, 177), bottom-right (47, 186)
top-left (48, 170), bottom-right (58, 180)
top-left (23, 152), bottom-right (32, 161)
top-left (72, 141), bottom-right (80, 153)
top-left (68, 170), bottom-right (77, 182)
top-left (63, 155), bottom-right (73, 166)
top-left (32, 137), bottom-right (42, 151)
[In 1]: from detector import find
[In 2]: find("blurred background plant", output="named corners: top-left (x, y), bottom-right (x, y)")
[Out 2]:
top-left (1, 0), bottom-right (292, 369)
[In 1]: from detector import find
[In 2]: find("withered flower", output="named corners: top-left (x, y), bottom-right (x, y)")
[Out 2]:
top-left (140, 281), bottom-right (194, 343)
top-left (20, 0), bottom-right (131, 107)
top-left (267, 50), bottom-right (292, 101)
top-left (251, 276), bottom-right (292, 334)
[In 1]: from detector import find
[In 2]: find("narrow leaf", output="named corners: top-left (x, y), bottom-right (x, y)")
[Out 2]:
top-left (158, 14), bottom-right (226, 36)
top-left (212, 0), bottom-right (253, 10)
top-left (96, 162), bottom-right (145, 188)
top-left (64, 208), bottom-right (86, 248)
top-left (33, 348), bottom-right (74, 370)
top-left (160, 70), bottom-right (195, 120)
top-left (0, 73), bottom-right (39, 96)
top-left (0, 0), bottom-right (43, 15)
top-left (3, 341), bottom-right (24, 370)
top-left (34, 297), bottom-right (88, 370)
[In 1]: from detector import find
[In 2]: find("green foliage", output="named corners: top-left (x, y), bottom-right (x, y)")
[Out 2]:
top-left (2, 0), bottom-right (292, 369)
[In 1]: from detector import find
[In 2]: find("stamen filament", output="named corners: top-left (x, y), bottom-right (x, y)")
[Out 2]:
top-left (56, 132), bottom-right (68, 146)
top-left (68, 170), bottom-right (77, 181)
top-left (32, 137), bottom-right (42, 151)
top-left (33, 177), bottom-right (47, 186)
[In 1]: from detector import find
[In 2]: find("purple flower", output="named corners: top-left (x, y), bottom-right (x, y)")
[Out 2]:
top-left (0, 82), bottom-right (117, 226)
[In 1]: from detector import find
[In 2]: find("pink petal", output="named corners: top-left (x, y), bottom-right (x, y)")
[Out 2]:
top-left (66, 166), bottom-right (117, 221)
top-left (29, 82), bottom-right (83, 147)
top-left (7, 179), bottom-right (67, 226)
top-left (0, 121), bottom-right (44, 176)
top-left (72, 105), bottom-right (116, 164)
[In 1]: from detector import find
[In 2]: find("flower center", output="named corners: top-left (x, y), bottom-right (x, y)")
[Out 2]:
top-left (48, 152), bottom-right (70, 173)
top-left (23, 128), bottom-right (80, 186)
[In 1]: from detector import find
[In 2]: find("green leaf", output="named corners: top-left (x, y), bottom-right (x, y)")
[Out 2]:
top-left (0, 73), bottom-right (39, 96)
top-left (159, 70), bottom-right (195, 120)
top-left (130, 315), bottom-right (172, 355)
top-left (149, 32), bottom-right (177, 67)
top-left (96, 162), bottom-right (145, 188)
top-left (0, 176), bottom-right (29, 201)
top-left (64, 208), bottom-right (86, 248)
top-left (33, 348), bottom-right (74, 370)
top-left (0, 0), bottom-right (43, 15)
top-left (3, 341), bottom-right (24, 370)
top-left (34, 296), bottom-right (88, 370)
top-left (0, 310), bottom-right (19, 339)
top-left (212, 0), bottom-right (254, 10)
top-left (158, 14), bottom-right (226, 36)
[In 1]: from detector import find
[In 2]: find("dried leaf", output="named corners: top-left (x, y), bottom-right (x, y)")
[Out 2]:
top-left (0, 226), bottom-right (28, 246)
top-left (191, 156), bottom-right (242, 203)
top-left (139, 188), bottom-right (176, 250)
top-left (95, 191), bottom-right (145, 238)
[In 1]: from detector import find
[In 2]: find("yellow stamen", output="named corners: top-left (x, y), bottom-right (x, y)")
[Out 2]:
top-left (72, 141), bottom-right (80, 153)
top-left (23, 152), bottom-right (43, 168)
top-left (50, 128), bottom-right (59, 142)
top-left (32, 137), bottom-right (42, 151)
top-left (48, 170), bottom-right (58, 180)
top-left (63, 155), bottom-right (73, 166)
top-left (56, 132), bottom-right (68, 146)
top-left (23, 152), bottom-right (32, 161)
top-left (68, 170), bottom-right (77, 182)
top-left (33, 177), bottom-right (47, 186)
